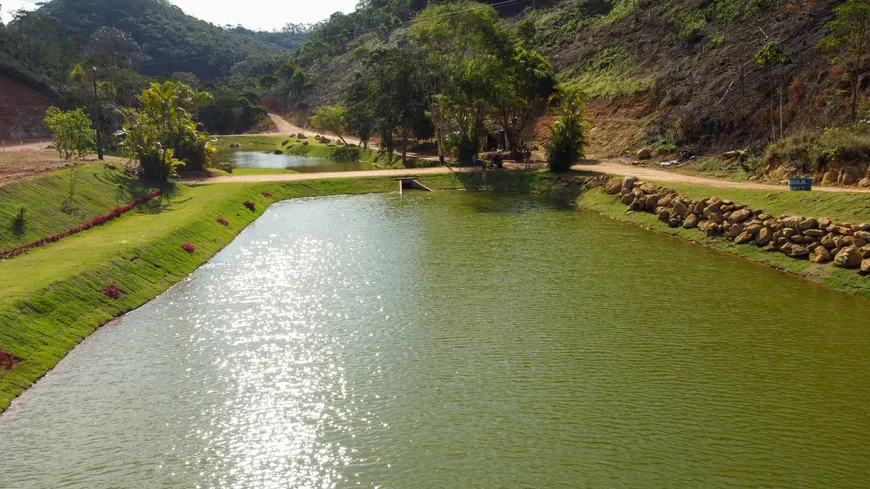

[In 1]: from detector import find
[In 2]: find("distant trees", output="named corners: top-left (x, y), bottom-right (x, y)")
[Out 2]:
top-left (121, 81), bottom-right (214, 181)
top-left (43, 107), bottom-right (96, 161)
top-left (755, 42), bottom-right (787, 140)
top-left (821, 0), bottom-right (870, 121)
top-left (545, 87), bottom-right (586, 172)
top-left (309, 105), bottom-right (350, 146)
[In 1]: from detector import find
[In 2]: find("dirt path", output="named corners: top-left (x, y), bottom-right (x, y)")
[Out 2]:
top-left (252, 113), bottom-right (363, 146)
top-left (573, 160), bottom-right (870, 194)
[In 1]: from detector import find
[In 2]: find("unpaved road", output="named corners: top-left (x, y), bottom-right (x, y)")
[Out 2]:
top-left (573, 160), bottom-right (870, 194)
top-left (183, 157), bottom-right (870, 194)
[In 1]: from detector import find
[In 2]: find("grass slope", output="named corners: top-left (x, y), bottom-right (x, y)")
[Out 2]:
top-left (577, 186), bottom-right (870, 298)
top-left (0, 164), bottom-right (159, 251)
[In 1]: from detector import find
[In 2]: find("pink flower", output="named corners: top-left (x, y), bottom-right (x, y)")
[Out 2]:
top-left (182, 242), bottom-right (195, 253)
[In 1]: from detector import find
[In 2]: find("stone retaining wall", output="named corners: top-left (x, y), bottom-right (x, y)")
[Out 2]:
top-left (604, 176), bottom-right (870, 276)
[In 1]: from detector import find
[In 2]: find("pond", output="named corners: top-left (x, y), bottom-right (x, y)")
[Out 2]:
top-left (216, 149), bottom-right (374, 173)
top-left (2, 192), bottom-right (870, 488)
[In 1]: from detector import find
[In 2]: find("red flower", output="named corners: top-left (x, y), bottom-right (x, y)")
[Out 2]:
top-left (243, 201), bottom-right (256, 211)
top-left (262, 190), bottom-right (273, 197)
top-left (103, 283), bottom-right (121, 300)
top-left (182, 242), bottom-right (195, 253)
top-left (0, 348), bottom-right (18, 371)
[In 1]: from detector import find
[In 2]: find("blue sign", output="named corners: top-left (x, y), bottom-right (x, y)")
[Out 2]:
top-left (788, 178), bottom-right (813, 191)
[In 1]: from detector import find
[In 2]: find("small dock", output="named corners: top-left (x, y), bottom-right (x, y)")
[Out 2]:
top-left (393, 176), bottom-right (433, 194)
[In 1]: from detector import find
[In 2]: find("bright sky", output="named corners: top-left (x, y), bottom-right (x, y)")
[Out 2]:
top-left (1, 0), bottom-right (359, 30)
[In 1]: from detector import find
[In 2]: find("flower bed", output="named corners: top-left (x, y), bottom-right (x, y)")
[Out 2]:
top-left (103, 283), bottom-right (121, 299)
top-left (0, 348), bottom-right (19, 371)
top-left (0, 189), bottom-right (161, 260)
top-left (243, 201), bottom-right (256, 211)
top-left (182, 242), bottom-right (195, 253)
top-left (217, 216), bottom-right (229, 226)
top-left (262, 190), bottom-right (273, 197)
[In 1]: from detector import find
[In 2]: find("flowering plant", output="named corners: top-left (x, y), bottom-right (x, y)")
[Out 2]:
top-left (262, 190), bottom-right (273, 197)
top-left (182, 242), bottom-right (195, 253)
top-left (0, 348), bottom-right (18, 371)
top-left (0, 189), bottom-right (161, 260)
top-left (103, 283), bottom-right (121, 299)
top-left (243, 201), bottom-right (256, 211)
top-left (217, 216), bottom-right (229, 226)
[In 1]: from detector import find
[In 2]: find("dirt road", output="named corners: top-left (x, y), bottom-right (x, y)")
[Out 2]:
top-left (572, 160), bottom-right (870, 194)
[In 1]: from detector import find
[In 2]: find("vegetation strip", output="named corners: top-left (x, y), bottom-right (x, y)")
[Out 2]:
top-left (0, 188), bottom-right (161, 259)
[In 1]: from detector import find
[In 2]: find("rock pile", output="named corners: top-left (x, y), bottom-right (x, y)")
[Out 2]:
top-left (606, 176), bottom-right (870, 275)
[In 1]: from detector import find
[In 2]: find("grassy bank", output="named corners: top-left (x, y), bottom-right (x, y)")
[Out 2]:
top-left (577, 185), bottom-right (870, 298)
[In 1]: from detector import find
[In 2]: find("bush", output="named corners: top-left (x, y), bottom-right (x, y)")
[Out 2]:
top-left (0, 348), bottom-right (18, 371)
top-left (243, 201), bottom-right (256, 211)
top-left (102, 283), bottom-right (121, 300)
top-left (763, 128), bottom-right (870, 176)
top-left (182, 242), bottom-right (195, 253)
top-left (217, 216), bottom-right (229, 226)
top-left (545, 88), bottom-right (586, 172)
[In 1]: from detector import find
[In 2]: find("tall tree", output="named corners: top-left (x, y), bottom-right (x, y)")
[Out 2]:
top-left (821, 0), bottom-right (870, 121)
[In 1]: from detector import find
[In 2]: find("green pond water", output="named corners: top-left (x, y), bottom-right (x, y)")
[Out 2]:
top-left (1, 191), bottom-right (870, 488)
top-left (217, 148), bottom-right (373, 173)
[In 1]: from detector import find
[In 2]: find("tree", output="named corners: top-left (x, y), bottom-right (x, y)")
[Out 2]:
top-left (346, 74), bottom-right (376, 150)
top-left (121, 81), bottom-right (214, 181)
top-left (259, 74), bottom-right (279, 89)
top-left (43, 107), bottom-right (96, 161)
top-left (544, 87), bottom-right (586, 172)
top-left (821, 0), bottom-right (870, 121)
top-left (491, 46), bottom-right (556, 160)
top-left (411, 0), bottom-right (513, 161)
top-left (755, 42), bottom-right (787, 140)
top-left (309, 105), bottom-right (350, 146)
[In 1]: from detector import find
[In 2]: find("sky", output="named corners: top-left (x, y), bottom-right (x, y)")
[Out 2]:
top-left (1, 0), bottom-right (359, 30)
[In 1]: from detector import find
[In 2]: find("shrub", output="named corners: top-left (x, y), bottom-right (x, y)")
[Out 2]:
top-left (182, 242), bottom-right (195, 253)
top-left (763, 128), bottom-right (870, 175)
top-left (545, 87), bottom-right (586, 172)
top-left (243, 201), bottom-right (256, 211)
top-left (102, 283), bottom-right (121, 300)
top-left (261, 191), bottom-right (272, 197)
top-left (0, 348), bottom-right (18, 371)
top-left (217, 216), bottom-right (229, 226)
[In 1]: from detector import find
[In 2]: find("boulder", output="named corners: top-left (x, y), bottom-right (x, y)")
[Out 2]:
top-left (281, 139), bottom-right (290, 146)
top-left (833, 226), bottom-right (854, 236)
top-left (790, 235), bottom-right (812, 244)
top-left (229, 143), bottom-right (242, 148)
top-left (622, 176), bottom-right (638, 192)
top-left (734, 231), bottom-right (754, 244)
top-left (216, 162), bottom-right (233, 173)
top-left (854, 231), bottom-right (870, 242)
top-left (672, 201), bottom-right (688, 217)
top-left (693, 200), bottom-right (708, 214)
top-left (637, 148), bottom-right (652, 160)
top-left (802, 229), bottom-right (825, 238)
top-left (859, 245), bottom-right (870, 260)
top-left (798, 218), bottom-right (818, 231)
top-left (668, 217), bottom-right (681, 228)
top-left (833, 235), bottom-right (849, 249)
top-left (273, 149), bottom-right (284, 154)
top-left (834, 246), bottom-right (862, 269)
top-left (755, 227), bottom-right (775, 246)
top-left (605, 179), bottom-right (623, 195)
top-left (658, 194), bottom-right (674, 208)
top-left (839, 167), bottom-right (861, 186)
top-left (858, 223), bottom-right (870, 231)
top-left (860, 177), bottom-right (870, 188)
top-left (302, 141), bottom-right (309, 146)
top-left (645, 194), bottom-right (659, 210)
top-left (818, 217), bottom-right (832, 229)
top-left (861, 259), bottom-right (870, 276)
top-left (781, 228), bottom-right (797, 239)
top-left (821, 233), bottom-right (836, 249)
top-left (658, 209), bottom-right (670, 222)
top-left (727, 222), bottom-right (745, 239)
top-left (708, 212), bottom-right (725, 224)
top-left (758, 213), bottom-right (771, 221)
top-left (683, 214), bottom-right (699, 229)
top-left (781, 243), bottom-right (810, 258)
top-left (809, 246), bottom-right (833, 264)
top-left (745, 224), bottom-right (763, 236)
top-left (728, 208), bottom-right (753, 224)
top-left (781, 216), bottom-right (802, 229)
top-left (622, 194), bottom-right (635, 206)
top-left (821, 170), bottom-right (839, 185)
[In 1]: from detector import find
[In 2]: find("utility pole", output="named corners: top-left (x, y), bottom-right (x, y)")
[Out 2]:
top-left (92, 66), bottom-right (103, 160)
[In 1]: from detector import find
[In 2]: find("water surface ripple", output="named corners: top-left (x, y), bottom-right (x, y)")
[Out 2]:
top-left (1, 192), bottom-right (869, 488)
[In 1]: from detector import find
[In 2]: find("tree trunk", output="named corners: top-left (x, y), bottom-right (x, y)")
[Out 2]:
top-left (769, 67), bottom-right (776, 140)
